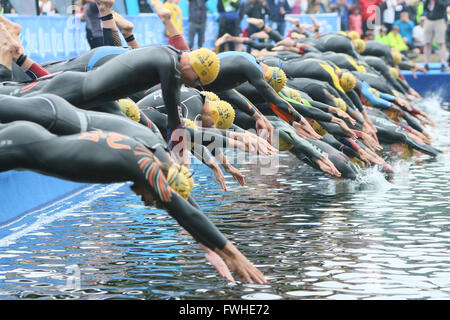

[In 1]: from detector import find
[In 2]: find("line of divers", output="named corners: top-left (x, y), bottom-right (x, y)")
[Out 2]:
top-left (0, 9), bottom-right (443, 283)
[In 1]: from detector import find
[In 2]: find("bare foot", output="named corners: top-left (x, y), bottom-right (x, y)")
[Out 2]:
top-left (0, 16), bottom-right (21, 38)
top-left (215, 33), bottom-right (231, 47)
top-left (247, 18), bottom-right (264, 29)
top-left (95, 0), bottom-right (114, 9)
top-left (0, 23), bottom-right (21, 69)
top-left (150, 0), bottom-right (172, 23)
top-left (112, 11), bottom-right (134, 36)
top-left (285, 16), bottom-right (299, 25)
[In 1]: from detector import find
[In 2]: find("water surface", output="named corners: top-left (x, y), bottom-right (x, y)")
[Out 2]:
top-left (0, 96), bottom-right (449, 300)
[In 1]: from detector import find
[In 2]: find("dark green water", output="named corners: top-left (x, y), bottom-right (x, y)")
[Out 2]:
top-left (0, 97), bottom-right (449, 300)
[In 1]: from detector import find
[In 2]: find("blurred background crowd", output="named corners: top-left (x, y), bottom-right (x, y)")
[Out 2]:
top-left (1, 0), bottom-right (449, 68)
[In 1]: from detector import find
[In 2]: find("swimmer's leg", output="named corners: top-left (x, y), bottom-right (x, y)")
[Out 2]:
top-left (0, 22), bottom-right (19, 78)
top-left (0, 121), bottom-right (55, 171)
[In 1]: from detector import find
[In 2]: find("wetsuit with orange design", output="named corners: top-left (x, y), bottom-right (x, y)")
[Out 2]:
top-left (0, 46), bottom-right (186, 149)
top-left (199, 51), bottom-right (302, 125)
top-left (0, 121), bottom-right (229, 249)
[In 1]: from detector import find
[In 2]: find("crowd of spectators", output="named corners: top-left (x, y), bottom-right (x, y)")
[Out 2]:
top-left (0, 0), bottom-right (449, 69)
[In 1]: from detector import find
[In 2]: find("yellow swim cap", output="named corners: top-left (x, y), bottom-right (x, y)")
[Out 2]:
top-left (401, 144), bottom-right (414, 158)
top-left (391, 48), bottom-right (402, 65)
top-left (208, 100), bottom-right (235, 129)
top-left (118, 98), bottom-right (141, 122)
top-left (339, 72), bottom-right (356, 92)
top-left (312, 120), bottom-right (327, 136)
top-left (351, 157), bottom-right (366, 168)
top-left (167, 163), bottom-right (194, 199)
top-left (334, 97), bottom-right (347, 111)
top-left (265, 67), bottom-right (287, 93)
top-left (189, 48), bottom-right (220, 85)
top-left (278, 132), bottom-right (294, 151)
top-left (352, 39), bottom-right (366, 53)
top-left (282, 87), bottom-right (303, 103)
top-left (347, 31), bottom-right (360, 40)
top-left (183, 118), bottom-right (197, 149)
top-left (389, 67), bottom-right (399, 79)
top-left (201, 91), bottom-right (220, 101)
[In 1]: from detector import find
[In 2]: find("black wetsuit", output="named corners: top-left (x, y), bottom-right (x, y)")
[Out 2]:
top-left (0, 94), bottom-right (170, 163)
top-left (42, 46), bottom-right (130, 73)
top-left (235, 82), bottom-right (334, 123)
top-left (268, 116), bottom-right (359, 179)
top-left (136, 87), bottom-right (236, 162)
top-left (369, 116), bottom-right (441, 157)
top-left (362, 56), bottom-right (406, 94)
top-left (360, 41), bottom-right (395, 66)
top-left (0, 121), bottom-right (228, 250)
top-left (299, 34), bottom-right (360, 59)
top-left (200, 51), bottom-right (302, 124)
top-left (0, 46), bottom-right (186, 147)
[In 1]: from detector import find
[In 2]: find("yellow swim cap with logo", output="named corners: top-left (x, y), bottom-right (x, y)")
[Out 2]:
top-left (167, 163), bottom-right (194, 199)
top-left (391, 48), bottom-right (402, 65)
top-left (339, 72), bottom-right (356, 92)
top-left (389, 67), bottom-right (399, 79)
top-left (334, 97), bottom-right (347, 111)
top-left (189, 48), bottom-right (220, 85)
top-left (352, 39), bottom-right (366, 53)
top-left (265, 67), bottom-right (287, 93)
top-left (208, 100), bottom-right (235, 129)
top-left (201, 91), bottom-right (220, 101)
top-left (118, 98), bottom-right (141, 122)
top-left (278, 132), bottom-right (294, 151)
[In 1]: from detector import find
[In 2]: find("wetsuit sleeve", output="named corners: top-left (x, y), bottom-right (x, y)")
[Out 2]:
top-left (308, 100), bottom-right (331, 113)
top-left (26, 63), bottom-right (51, 80)
top-left (247, 70), bottom-right (302, 124)
top-left (398, 60), bottom-right (415, 70)
top-left (164, 192), bottom-right (228, 250)
top-left (169, 34), bottom-right (190, 50)
top-left (346, 89), bottom-right (365, 112)
top-left (277, 93), bottom-right (333, 122)
top-left (318, 121), bottom-right (348, 137)
top-left (322, 133), bottom-right (360, 159)
top-left (0, 64), bottom-right (12, 82)
top-left (217, 89), bottom-right (257, 117)
top-left (361, 82), bottom-right (392, 109)
top-left (244, 39), bottom-right (274, 51)
top-left (378, 92), bottom-right (396, 102)
top-left (267, 29), bottom-right (284, 42)
top-left (158, 52), bottom-right (184, 144)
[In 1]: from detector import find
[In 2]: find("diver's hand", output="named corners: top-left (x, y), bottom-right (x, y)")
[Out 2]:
top-left (210, 162), bottom-right (227, 191)
top-left (332, 117), bottom-right (358, 140)
top-left (330, 107), bottom-right (356, 126)
top-left (255, 115), bottom-right (274, 143)
top-left (293, 119), bottom-right (322, 140)
top-left (199, 243), bottom-right (234, 282)
top-left (215, 241), bottom-right (267, 284)
top-left (315, 155), bottom-right (341, 177)
top-left (361, 131), bottom-right (383, 151)
top-left (223, 163), bottom-right (245, 186)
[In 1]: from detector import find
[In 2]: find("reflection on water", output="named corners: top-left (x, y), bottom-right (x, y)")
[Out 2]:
top-left (0, 97), bottom-right (449, 300)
